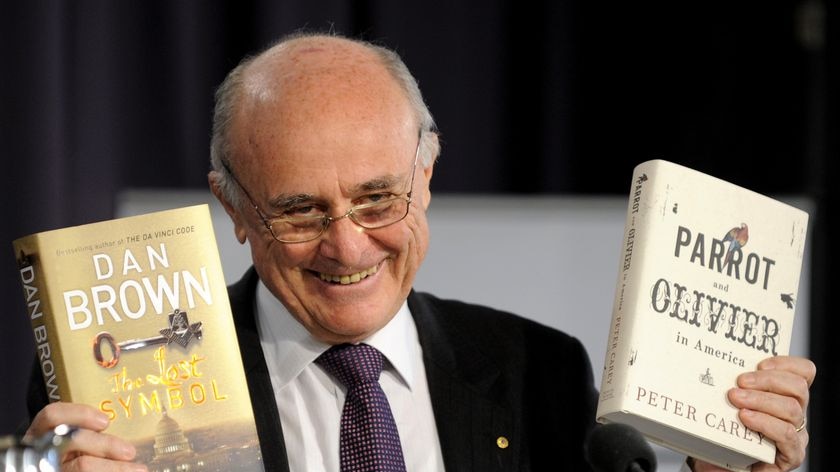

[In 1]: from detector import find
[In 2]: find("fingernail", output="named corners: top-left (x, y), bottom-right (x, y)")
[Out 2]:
top-left (731, 388), bottom-right (749, 401)
top-left (94, 413), bottom-right (110, 429)
top-left (740, 373), bottom-right (756, 387)
top-left (121, 442), bottom-right (137, 459)
top-left (760, 359), bottom-right (776, 370)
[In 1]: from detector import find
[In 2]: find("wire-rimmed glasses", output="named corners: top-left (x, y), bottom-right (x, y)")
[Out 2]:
top-left (222, 131), bottom-right (422, 243)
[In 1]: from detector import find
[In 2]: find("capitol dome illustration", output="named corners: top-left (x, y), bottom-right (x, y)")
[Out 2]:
top-left (148, 408), bottom-right (199, 472)
top-left (137, 407), bottom-right (263, 472)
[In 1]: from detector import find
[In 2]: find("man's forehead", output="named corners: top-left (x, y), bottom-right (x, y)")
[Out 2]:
top-left (276, 139), bottom-right (413, 177)
top-left (238, 127), bottom-right (416, 194)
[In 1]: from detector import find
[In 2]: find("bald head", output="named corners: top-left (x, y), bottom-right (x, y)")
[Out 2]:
top-left (210, 33), bottom-right (438, 207)
top-left (243, 36), bottom-right (399, 111)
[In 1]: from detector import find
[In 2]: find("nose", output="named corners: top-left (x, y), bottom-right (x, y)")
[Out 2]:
top-left (318, 213), bottom-right (367, 265)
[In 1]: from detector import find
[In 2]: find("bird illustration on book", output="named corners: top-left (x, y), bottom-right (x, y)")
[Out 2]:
top-left (781, 293), bottom-right (796, 309)
top-left (722, 223), bottom-right (749, 265)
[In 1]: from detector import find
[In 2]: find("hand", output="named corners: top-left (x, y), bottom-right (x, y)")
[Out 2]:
top-left (26, 402), bottom-right (147, 472)
top-left (690, 355), bottom-right (816, 472)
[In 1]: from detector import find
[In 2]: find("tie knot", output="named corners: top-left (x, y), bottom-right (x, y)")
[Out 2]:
top-left (316, 343), bottom-right (385, 389)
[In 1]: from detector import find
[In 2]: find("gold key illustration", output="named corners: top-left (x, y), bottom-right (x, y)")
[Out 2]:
top-left (92, 309), bottom-right (202, 368)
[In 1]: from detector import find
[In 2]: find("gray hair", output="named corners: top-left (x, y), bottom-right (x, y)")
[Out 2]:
top-left (209, 32), bottom-right (439, 208)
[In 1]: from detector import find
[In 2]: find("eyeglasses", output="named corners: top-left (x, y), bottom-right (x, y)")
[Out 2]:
top-left (222, 132), bottom-right (422, 243)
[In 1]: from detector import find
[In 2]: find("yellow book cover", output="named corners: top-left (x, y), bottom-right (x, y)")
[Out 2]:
top-left (13, 204), bottom-right (264, 472)
top-left (596, 160), bottom-right (809, 471)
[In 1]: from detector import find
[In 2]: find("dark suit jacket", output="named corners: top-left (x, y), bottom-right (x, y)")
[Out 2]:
top-left (229, 268), bottom-right (598, 471)
top-left (28, 267), bottom-right (598, 471)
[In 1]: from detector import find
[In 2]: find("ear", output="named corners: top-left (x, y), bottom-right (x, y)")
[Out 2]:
top-left (208, 171), bottom-right (248, 244)
top-left (418, 132), bottom-right (438, 210)
top-left (419, 162), bottom-right (434, 210)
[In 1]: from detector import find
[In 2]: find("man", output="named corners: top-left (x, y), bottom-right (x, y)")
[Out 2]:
top-left (27, 33), bottom-right (814, 471)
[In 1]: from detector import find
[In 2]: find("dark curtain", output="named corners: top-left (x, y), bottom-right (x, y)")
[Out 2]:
top-left (2, 1), bottom-right (835, 468)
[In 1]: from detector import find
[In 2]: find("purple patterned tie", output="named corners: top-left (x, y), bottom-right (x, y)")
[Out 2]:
top-left (316, 343), bottom-right (407, 472)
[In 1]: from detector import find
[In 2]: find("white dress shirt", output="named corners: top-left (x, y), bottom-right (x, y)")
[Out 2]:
top-left (255, 281), bottom-right (446, 472)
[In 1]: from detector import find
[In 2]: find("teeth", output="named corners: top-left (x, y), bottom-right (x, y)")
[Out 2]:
top-left (319, 264), bottom-right (379, 285)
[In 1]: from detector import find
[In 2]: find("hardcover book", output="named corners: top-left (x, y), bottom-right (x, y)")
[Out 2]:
top-left (596, 160), bottom-right (808, 471)
top-left (13, 204), bottom-right (264, 472)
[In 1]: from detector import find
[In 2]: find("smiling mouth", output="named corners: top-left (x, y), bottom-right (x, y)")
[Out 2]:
top-left (318, 264), bottom-right (380, 285)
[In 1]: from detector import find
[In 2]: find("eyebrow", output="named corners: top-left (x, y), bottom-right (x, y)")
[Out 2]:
top-left (267, 193), bottom-right (316, 212)
top-left (265, 173), bottom-right (407, 212)
top-left (352, 174), bottom-right (405, 193)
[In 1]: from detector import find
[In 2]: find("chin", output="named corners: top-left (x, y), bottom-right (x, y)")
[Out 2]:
top-left (317, 318), bottom-right (388, 343)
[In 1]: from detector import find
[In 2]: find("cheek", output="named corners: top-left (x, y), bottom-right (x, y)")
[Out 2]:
top-left (248, 232), bottom-right (309, 274)
top-left (401, 210), bottom-right (430, 262)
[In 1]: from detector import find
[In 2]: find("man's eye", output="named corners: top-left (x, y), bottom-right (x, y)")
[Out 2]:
top-left (284, 205), bottom-right (321, 217)
top-left (358, 193), bottom-right (393, 205)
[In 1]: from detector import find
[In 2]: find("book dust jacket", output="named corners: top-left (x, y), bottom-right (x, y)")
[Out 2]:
top-left (596, 160), bottom-right (808, 471)
top-left (13, 204), bottom-right (264, 471)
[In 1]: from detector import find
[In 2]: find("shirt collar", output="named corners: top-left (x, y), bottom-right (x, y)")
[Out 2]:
top-left (255, 280), bottom-right (417, 390)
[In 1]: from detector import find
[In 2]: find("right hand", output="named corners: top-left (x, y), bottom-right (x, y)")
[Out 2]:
top-left (25, 402), bottom-right (146, 472)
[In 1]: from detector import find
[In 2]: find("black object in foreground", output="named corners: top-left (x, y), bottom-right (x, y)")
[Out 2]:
top-left (585, 423), bottom-right (658, 472)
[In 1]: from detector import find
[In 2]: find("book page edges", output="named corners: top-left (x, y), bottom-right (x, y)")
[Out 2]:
top-left (597, 160), bottom-right (661, 413)
top-left (599, 411), bottom-right (754, 472)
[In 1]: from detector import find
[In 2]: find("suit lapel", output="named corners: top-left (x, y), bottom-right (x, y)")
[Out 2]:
top-left (229, 271), bottom-right (520, 471)
top-left (229, 268), bottom-right (290, 472)
top-left (408, 292), bottom-right (519, 471)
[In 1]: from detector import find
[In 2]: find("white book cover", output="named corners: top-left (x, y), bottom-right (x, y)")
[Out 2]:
top-left (596, 160), bottom-right (808, 471)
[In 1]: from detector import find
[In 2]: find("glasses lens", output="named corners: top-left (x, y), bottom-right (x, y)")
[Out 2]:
top-left (268, 197), bottom-right (411, 242)
top-left (270, 217), bottom-right (326, 242)
top-left (351, 198), bottom-right (410, 228)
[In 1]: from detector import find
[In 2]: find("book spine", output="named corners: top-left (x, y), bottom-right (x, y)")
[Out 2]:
top-left (597, 161), bottom-right (658, 417)
top-left (15, 238), bottom-right (69, 403)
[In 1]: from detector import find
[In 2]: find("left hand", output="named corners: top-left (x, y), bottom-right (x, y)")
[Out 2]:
top-left (691, 355), bottom-right (816, 472)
